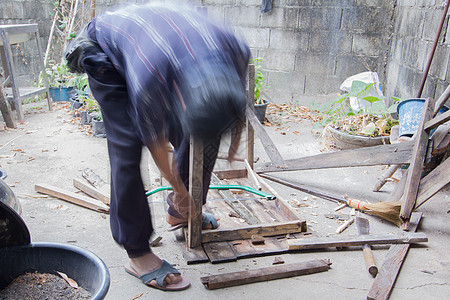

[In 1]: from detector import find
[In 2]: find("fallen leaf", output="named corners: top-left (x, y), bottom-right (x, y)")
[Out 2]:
top-left (57, 271), bottom-right (78, 288)
top-left (293, 131), bottom-right (300, 135)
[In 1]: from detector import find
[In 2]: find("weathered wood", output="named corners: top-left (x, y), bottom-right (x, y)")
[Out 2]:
top-left (188, 136), bottom-right (203, 248)
top-left (35, 183), bottom-right (109, 213)
top-left (400, 98), bottom-right (434, 221)
top-left (210, 174), bottom-right (260, 225)
top-left (201, 220), bottom-right (307, 243)
top-left (415, 157), bottom-right (450, 209)
top-left (0, 84), bottom-right (16, 128)
top-left (367, 212), bottom-right (422, 300)
top-left (245, 159), bottom-right (262, 190)
top-left (257, 141), bottom-right (414, 173)
top-left (247, 64), bottom-right (255, 170)
top-left (434, 85), bottom-right (450, 115)
top-left (203, 241), bottom-right (237, 264)
top-left (73, 178), bottom-right (110, 205)
top-left (424, 110), bottom-right (450, 131)
top-left (246, 106), bottom-right (286, 168)
top-left (287, 232), bottom-right (427, 251)
top-left (200, 259), bottom-right (331, 290)
top-left (178, 243), bottom-right (209, 265)
top-left (373, 165), bottom-right (400, 192)
top-left (213, 169), bottom-right (247, 180)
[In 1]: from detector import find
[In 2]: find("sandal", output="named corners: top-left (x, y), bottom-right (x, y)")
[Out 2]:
top-left (167, 212), bottom-right (219, 231)
top-left (125, 260), bottom-right (190, 291)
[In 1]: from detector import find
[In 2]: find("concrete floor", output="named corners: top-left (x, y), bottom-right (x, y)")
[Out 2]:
top-left (1, 101), bottom-right (448, 299)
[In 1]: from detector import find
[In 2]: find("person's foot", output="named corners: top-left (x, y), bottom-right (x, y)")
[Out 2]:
top-left (166, 213), bottom-right (220, 230)
top-left (127, 252), bottom-right (181, 286)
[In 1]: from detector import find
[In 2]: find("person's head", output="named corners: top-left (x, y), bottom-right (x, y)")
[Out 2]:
top-left (174, 59), bottom-right (247, 141)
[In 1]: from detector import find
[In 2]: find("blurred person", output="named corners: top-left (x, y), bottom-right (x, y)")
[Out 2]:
top-left (65, 2), bottom-right (249, 291)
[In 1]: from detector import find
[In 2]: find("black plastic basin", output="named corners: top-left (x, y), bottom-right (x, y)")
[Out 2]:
top-left (0, 242), bottom-right (110, 299)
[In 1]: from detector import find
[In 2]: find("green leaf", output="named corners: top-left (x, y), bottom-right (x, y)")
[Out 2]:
top-left (363, 95), bottom-right (385, 104)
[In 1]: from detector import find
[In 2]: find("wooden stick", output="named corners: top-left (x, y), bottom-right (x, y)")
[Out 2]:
top-left (287, 232), bottom-right (427, 251)
top-left (373, 165), bottom-right (400, 192)
top-left (201, 220), bottom-right (306, 243)
top-left (73, 178), bottom-right (110, 205)
top-left (367, 212), bottom-right (422, 300)
top-left (400, 98), bottom-right (434, 223)
top-left (434, 84), bottom-right (450, 115)
top-left (335, 218), bottom-right (354, 234)
top-left (0, 84), bottom-right (16, 128)
top-left (188, 135), bottom-right (203, 248)
top-left (246, 64), bottom-right (255, 170)
top-left (35, 183), bottom-right (109, 213)
top-left (424, 110), bottom-right (450, 132)
top-left (200, 259), bottom-right (331, 290)
top-left (244, 159), bottom-right (262, 190)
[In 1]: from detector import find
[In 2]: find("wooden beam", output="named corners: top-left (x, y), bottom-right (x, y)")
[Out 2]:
top-left (210, 173), bottom-right (260, 225)
top-left (73, 178), bottom-right (110, 205)
top-left (257, 141), bottom-right (414, 173)
top-left (201, 220), bottom-right (307, 243)
top-left (415, 157), bottom-right (450, 209)
top-left (200, 259), bottom-right (331, 290)
top-left (287, 232), bottom-right (427, 251)
top-left (400, 98), bottom-right (434, 222)
top-left (367, 212), bottom-right (422, 300)
top-left (247, 64), bottom-right (255, 170)
top-left (434, 84), bottom-right (450, 115)
top-left (35, 183), bottom-right (109, 213)
top-left (188, 136), bottom-right (203, 248)
top-left (424, 109), bottom-right (450, 132)
top-left (246, 106), bottom-right (286, 168)
top-left (213, 169), bottom-right (247, 180)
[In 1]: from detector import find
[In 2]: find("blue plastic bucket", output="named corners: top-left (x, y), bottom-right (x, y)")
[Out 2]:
top-left (397, 98), bottom-right (448, 137)
top-left (49, 87), bottom-right (74, 102)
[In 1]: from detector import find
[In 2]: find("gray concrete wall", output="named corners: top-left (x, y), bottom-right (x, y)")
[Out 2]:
top-left (1, 0), bottom-right (448, 104)
top-left (385, 1), bottom-right (450, 101)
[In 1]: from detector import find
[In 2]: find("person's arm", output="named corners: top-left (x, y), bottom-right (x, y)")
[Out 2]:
top-left (146, 137), bottom-right (191, 217)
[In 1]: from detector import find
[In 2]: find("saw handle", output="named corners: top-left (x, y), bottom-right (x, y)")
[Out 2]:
top-left (362, 244), bottom-right (378, 277)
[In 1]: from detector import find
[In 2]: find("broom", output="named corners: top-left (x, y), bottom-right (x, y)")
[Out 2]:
top-left (259, 174), bottom-right (402, 226)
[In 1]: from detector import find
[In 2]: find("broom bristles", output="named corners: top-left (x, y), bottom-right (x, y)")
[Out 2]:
top-left (347, 199), bottom-right (402, 227)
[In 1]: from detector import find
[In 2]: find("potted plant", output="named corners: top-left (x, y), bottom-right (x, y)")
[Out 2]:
top-left (253, 57), bottom-right (269, 123)
top-left (310, 80), bottom-right (400, 149)
top-left (41, 61), bottom-right (86, 102)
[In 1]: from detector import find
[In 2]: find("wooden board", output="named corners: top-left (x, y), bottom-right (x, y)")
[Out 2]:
top-left (415, 157), bottom-right (450, 209)
top-left (367, 212), bottom-right (422, 300)
top-left (203, 241), bottom-right (237, 264)
top-left (188, 136), bottom-right (204, 248)
top-left (257, 141), bottom-right (414, 173)
top-left (73, 178), bottom-right (110, 205)
top-left (35, 183), bottom-right (109, 213)
top-left (287, 232), bottom-right (427, 251)
top-left (200, 259), bottom-right (331, 290)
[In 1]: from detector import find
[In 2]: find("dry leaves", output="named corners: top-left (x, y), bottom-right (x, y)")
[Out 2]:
top-left (56, 271), bottom-right (79, 289)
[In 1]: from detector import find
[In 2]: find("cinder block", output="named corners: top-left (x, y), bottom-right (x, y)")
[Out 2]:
top-left (266, 70), bottom-right (305, 98)
top-left (260, 7), bottom-right (299, 29)
top-left (335, 54), bottom-right (381, 78)
top-left (295, 53), bottom-right (336, 76)
top-left (202, 0), bottom-right (235, 5)
top-left (206, 6), bottom-right (226, 24)
top-left (2, 2), bottom-right (25, 19)
top-left (341, 6), bottom-right (392, 33)
top-left (429, 45), bottom-right (450, 81)
top-left (299, 7), bottom-right (342, 31)
top-left (416, 0), bottom-right (437, 7)
top-left (352, 34), bottom-right (383, 56)
top-left (397, 9), bottom-right (424, 37)
top-left (240, 27), bottom-right (270, 49)
top-left (304, 74), bottom-right (344, 95)
top-left (398, 0), bottom-right (417, 7)
top-left (258, 49), bottom-right (296, 72)
top-left (225, 6), bottom-right (261, 27)
top-left (269, 29), bottom-right (308, 51)
top-left (235, 0), bottom-right (261, 6)
top-left (422, 9), bottom-right (445, 41)
top-left (308, 30), bottom-right (352, 54)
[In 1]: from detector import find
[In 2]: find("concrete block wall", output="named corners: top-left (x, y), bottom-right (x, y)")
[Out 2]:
top-left (385, 1), bottom-right (450, 102)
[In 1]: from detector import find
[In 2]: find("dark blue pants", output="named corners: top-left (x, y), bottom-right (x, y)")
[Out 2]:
top-left (84, 64), bottom-right (219, 257)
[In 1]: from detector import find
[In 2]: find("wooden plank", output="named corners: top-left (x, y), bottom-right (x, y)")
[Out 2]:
top-left (433, 84), bottom-right (450, 115)
top-left (424, 110), bottom-right (450, 131)
top-left (201, 220), bottom-right (306, 243)
top-left (213, 169), bottom-right (247, 180)
top-left (246, 106), bottom-right (286, 168)
top-left (400, 98), bottom-right (434, 222)
top-left (245, 159), bottom-right (262, 190)
top-left (203, 241), bottom-right (237, 264)
top-left (210, 174), bottom-right (261, 225)
top-left (415, 158), bottom-right (450, 209)
top-left (200, 259), bottom-right (331, 290)
top-left (257, 141), bottom-right (414, 173)
top-left (35, 183), bottom-right (109, 213)
top-left (247, 64), bottom-right (255, 170)
top-left (367, 212), bottom-right (422, 300)
top-left (287, 232), bottom-right (427, 251)
top-left (188, 136), bottom-right (203, 248)
top-left (73, 178), bottom-right (110, 205)
top-left (0, 84), bottom-right (16, 129)
top-left (178, 242), bottom-right (209, 265)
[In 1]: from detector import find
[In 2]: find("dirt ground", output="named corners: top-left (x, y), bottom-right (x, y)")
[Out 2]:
top-left (1, 100), bottom-right (449, 299)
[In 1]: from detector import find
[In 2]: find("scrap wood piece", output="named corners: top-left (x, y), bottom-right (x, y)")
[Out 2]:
top-left (415, 157), bottom-right (450, 209)
top-left (433, 84), bottom-right (450, 115)
top-left (367, 212), bottom-right (422, 300)
top-left (178, 243), bottom-right (209, 265)
top-left (203, 241), bottom-right (237, 264)
top-left (251, 234), bottom-right (265, 245)
top-left (210, 174), bottom-right (260, 225)
top-left (335, 218), bottom-right (354, 234)
top-left (201, 220), bottom-right (307, 243)
top-left (245, 106), bottom-right (286, 168)
top-left (257, 141), bottom-right (414, 173)
top-left (200, 259), bottom-right (331, 290)
top-left (213, 169), bottom-right (247, 180)
top-left (400, 98), bottom-right (434, 223)
top-left (424, 109), bottom-right (450, 132)
top-left (244, 159), bottom-right (262, 190)
top-left (73, 178), bottom-right (110, 205)
top-left (35, 183), bottom-right (109, 213)
top-left (287, 232), bottom-right (427, 251)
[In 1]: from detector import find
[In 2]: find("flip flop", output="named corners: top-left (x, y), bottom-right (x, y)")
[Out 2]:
top-left (125, 260), bottom-right (190, 291)
top-left (167, 212), bottom-right (219, 231)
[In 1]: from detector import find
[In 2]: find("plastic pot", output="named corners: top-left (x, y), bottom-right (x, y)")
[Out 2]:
top-left (254, 99), bottom-right (269, 123)
top-left (0, 242), bottom-right (110, 300)
top-left (92, 119), bottom-right (106, 138)
top-left (48, 87), bottom-right (74, 102)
